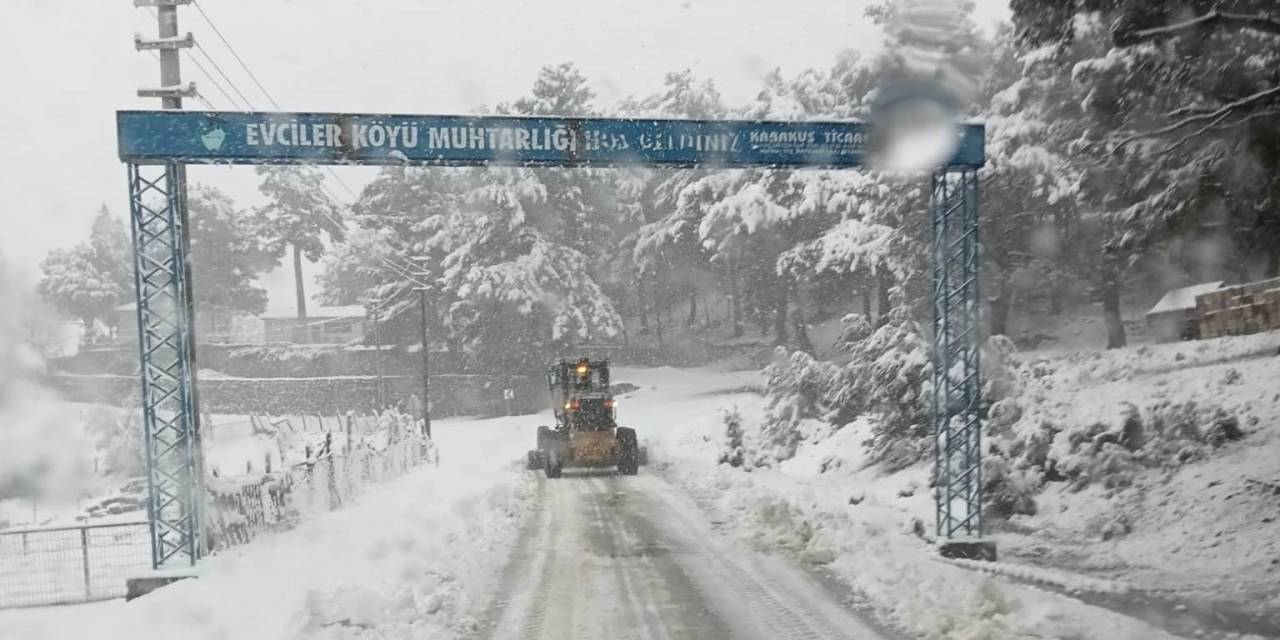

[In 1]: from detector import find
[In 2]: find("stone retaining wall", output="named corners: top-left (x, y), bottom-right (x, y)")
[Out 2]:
top-left (48, 373), bottom-right (541, 417)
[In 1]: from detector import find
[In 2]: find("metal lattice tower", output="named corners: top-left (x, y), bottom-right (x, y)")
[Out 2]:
top-left (127, 163), bottom-right (204, 568)
top-left (930, 168), bottom-right (984, 540)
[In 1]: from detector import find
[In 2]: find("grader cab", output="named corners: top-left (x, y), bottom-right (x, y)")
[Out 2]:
top-left (526, 358), bottom-right (645, 477)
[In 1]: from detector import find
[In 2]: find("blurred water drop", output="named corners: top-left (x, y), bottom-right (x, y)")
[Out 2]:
top-left (869, 0), bottom-right (984, 172)
top-left (869, 80), bottom-right (961, 172)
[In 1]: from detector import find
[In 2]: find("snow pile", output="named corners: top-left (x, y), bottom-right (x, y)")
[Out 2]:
top-left (942, 558), bottom-right (1134, 595)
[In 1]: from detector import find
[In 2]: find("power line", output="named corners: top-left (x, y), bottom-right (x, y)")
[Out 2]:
top-left (191, 40), bottom-right (256, 110)
top-left (187, 0), bottom-right (360, 200)
top-left (191, 0), bottom-right (281, 110)
top-left (175, 1), bottom-right (416, 288)
top-left (194, 91), bottom-right (218, 112)
top-left (144, 8), bottom-right (246, 111)
top-left (183, 50), bottom-right (248, 110)
top-left (148, 50), bottom-right (218, 111)
top-left (304, 181), bottom-right (429, 286)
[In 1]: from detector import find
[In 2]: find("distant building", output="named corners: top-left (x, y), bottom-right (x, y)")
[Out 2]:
top-left (260, 306), bottom-right (367, 344)
top-left (1145, 281), bottom-right (1225, 343)
top-left (115, 303), bottom-right (369, 345)
top-left (115, 302), bottom-right (249, 345)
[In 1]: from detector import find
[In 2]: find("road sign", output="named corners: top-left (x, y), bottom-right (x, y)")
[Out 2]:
top-left (117, 111), bottom-right (986, 168)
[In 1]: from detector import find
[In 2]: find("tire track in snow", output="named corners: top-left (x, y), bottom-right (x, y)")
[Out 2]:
top-left (633, 473), bottom-right (889, 640)
top-left (584, 477), bottom-right (666, 640)
top-left (481, 470), bottom-right (892, 639)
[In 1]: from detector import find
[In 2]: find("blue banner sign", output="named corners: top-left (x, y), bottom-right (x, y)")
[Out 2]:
top-left (117, 111), bottom-right (984, 168)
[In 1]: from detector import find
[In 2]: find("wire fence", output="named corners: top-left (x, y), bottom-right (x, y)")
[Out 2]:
top-left (206, 420), bottom-right (431, 551)
top-left (0, 521), bottom-right (151, 608)
top-left (0, 410), bottom-right (434, 609)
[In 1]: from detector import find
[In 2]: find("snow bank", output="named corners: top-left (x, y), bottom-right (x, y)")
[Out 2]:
top-left (0, 412), bottom-right (537, 640)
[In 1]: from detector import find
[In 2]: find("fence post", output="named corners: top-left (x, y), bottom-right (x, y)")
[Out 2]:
top-left (81, 526), bottom-right (92, 600)
top-left (345, 413), bottom-right (354, 455)
top-left (327, 454), bottom-right (340, 510)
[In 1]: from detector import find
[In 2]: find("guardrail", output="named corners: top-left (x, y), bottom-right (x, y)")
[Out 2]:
top-left (0, 521), bottom-right (150, 608)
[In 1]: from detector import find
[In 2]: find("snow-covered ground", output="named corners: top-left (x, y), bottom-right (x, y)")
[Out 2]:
top-left (991, 332), bottom-right (1280, 632)
top-left (0, 413), bottom-right (535, 640)
top-left (646, 333), bottom-right (1280, 637)
top-left (0, 410), bottom-right (391, 531)
top-left (5, 360), bottom-right (1263, 639)
top-left (619, 366), bottom-right (1188, 639)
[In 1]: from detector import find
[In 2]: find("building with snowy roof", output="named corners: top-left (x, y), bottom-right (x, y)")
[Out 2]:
top-left (1145, 281), bottom-right (1225, 343)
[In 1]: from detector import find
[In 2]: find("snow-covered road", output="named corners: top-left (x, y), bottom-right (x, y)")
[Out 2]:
top-left (481, 472), bottom-right (892, 640)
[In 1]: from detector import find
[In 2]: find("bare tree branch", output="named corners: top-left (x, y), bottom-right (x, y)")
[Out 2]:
top-left (1155, 108), bottom-right (1280, 156)
top-left (1115, 83), bottom-right (1280, 150)
top-left (1155, 108), bottom-right (1235, 156)
top-left (1125, 10), bottom-right (1280, 44)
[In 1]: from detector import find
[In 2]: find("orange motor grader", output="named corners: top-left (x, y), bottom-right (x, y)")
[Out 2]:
top-left (526, 358), bottom-right (645, 478)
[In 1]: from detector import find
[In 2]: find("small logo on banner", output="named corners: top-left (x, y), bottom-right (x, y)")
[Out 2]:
top-left (199, 116), bottom-right (228, 151)
top-left (201, 127), bottom-right (227, 151)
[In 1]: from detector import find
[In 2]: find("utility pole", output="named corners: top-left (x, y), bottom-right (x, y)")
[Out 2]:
top-left (133, 0), bottom-right (205, 566)
top-left (370, 297), bottom-right (385, 410)
top-left (412, 264), bottom-right (433, 439)
top-left (134, 0), bottom-right (197, 108)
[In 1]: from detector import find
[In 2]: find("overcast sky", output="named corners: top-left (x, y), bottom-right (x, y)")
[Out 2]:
top-left (0, 0), bottom-right (1009, 314)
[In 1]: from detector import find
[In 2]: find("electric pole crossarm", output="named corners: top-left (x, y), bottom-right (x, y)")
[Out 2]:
top-left (134, 0), bottom-right (192, 6)
top-left (138, 84), bottom-right (197, 100)
top-left (135, 33), bottom-right (195, 50)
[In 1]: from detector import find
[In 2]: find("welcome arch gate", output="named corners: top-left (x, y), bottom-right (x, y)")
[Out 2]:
top-left (116, 110), bottom-right (986, 568)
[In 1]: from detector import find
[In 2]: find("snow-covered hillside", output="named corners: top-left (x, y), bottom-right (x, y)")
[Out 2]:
top-left (992, 333), bottom-right (1280, 632)
top-left (709, 332), bottom-right (1280, 637)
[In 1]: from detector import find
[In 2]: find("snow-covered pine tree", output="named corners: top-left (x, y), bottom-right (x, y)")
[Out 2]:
top-left (37, 207), bottom-right (131, 338)
top-left (187, 185), bottom-right (276, 317)
top-left (617, 70), bottom-right (731, 339)
top-left (254, 165), bottom-right (346, 320)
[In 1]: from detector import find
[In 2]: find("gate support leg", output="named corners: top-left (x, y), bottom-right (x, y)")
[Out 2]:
top-left (930, 169), bottom-right (993, 559)
top-left (127, 162), bottom-right (204, 569)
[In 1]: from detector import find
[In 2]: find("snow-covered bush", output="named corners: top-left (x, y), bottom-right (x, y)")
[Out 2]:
top-left (983, 397), bottom-right (1044, 517)
top-left (832, 310), bottom-right (931, 471)
top-left (984, 454), bottom-right (1042, 517)
top-left (717, 407), bottom-right (746, 468)
top-left (993, 396), bottom-right (1246, 497)
top-left (756, 306), bottom-right (933, 471)
top-left (85, 406), bottom-right (143, 478)
top-left (758, 347), bottom-right (838, 464)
